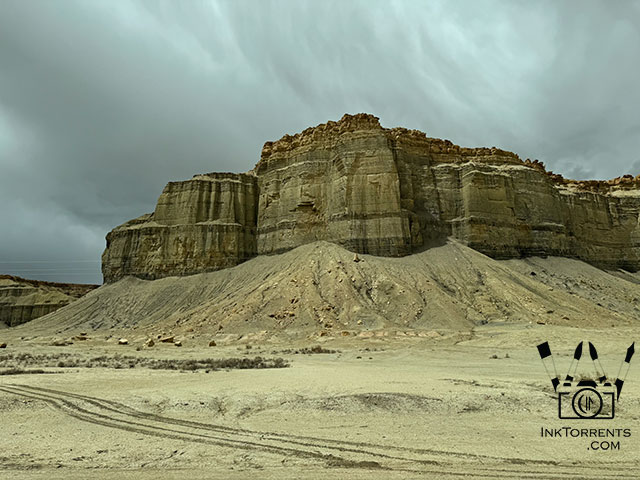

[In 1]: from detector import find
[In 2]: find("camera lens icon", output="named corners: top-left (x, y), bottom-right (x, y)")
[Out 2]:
top-left (572, 387), bottom-right (603, 418)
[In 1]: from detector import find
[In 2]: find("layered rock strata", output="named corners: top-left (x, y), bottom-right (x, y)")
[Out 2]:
top-left (102, 173), bottom-right (257, 281)
top-left (102, 114), bottom-right (640, 282)
top-left (0, 275), bottom-right (97, 326)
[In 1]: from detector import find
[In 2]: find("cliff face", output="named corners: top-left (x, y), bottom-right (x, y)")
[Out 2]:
top-left (390, 134), bottom-right (640, 270)
top-left (102, 114), bottom-right (640, 282)
top-left (102, 173), bottom-right (257, 281)
top-left (256, 115), bottom-right (411, 257)
top-left (0, 275), bottom-right (97, 326)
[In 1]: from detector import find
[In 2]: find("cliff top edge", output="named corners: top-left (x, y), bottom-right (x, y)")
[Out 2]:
top-left (0, 274), bottom-right (99, 291)
top-left (256, 113), bottom-right (640, 191)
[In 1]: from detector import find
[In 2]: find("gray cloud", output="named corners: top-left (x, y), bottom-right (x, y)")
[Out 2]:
top-left (1, 0), bottom-right (639, 284)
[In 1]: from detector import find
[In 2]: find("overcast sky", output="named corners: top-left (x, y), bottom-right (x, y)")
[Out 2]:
top-left (1, 0), bottom-right (639, 284)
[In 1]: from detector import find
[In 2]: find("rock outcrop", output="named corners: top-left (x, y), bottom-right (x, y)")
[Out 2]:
top-left (102, 173), bottom-right (257, 281)
top-left (0, 275), bottom-right (98, 326)
top-left (102, 114), bottom-right (640, 282)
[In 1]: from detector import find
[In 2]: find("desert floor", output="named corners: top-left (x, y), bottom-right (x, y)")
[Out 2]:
top-left (1, 324), bottom-right (639, 479)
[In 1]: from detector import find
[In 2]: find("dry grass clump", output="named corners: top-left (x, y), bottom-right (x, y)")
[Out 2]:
top-left (279, 345), bottom-right (339, 355)
top-left (0, 352), bottom-right (289, 372)
top-left (147, 356), bottom-right (289, 371)
top-left (0, 368), bottom-right (52, 375)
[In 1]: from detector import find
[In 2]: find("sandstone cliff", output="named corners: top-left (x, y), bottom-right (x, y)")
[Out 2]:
top-left (0, 275), bottom-right (98, 326)
top-left (102, 114), bottom-right (640, 282)
top-left (102, 173), bottom-right (257, 281)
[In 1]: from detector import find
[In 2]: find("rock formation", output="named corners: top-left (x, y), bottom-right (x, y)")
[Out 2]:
top-left (103, 173), bottom-right (257, 281)
top-left (0, 275), bottom-right (98, 326)
top-left (102, 114), bottom-right (640, 282)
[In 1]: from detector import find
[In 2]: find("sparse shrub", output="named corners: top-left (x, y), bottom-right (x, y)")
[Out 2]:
top-left (0, 368), bottom-right (51, 375)
top-left (279, 345), bottom-right (339, 355)
top-left (0, 351), bottom-right (289, 372)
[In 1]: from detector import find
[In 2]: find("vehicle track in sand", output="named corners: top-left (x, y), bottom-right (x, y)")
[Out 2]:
top-left (1, 384), bottom-right (636, 478)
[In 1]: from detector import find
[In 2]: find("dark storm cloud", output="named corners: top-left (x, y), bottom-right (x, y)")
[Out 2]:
top-left (0, 0), bottom-right (639, 283)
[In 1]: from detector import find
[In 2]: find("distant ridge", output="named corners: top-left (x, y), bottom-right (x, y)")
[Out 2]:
top-left (0, 275), bottom-right (98, 327)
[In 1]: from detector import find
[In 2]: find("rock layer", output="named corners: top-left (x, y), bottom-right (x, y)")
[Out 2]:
top-left (257, 115), bottom-right (411, 257)
top-left (102, 114), bottom-right (640, 282)
top-left (0, 275), bottom-right (97, 326)
top-left (102, 173), bottom-right (257, 281)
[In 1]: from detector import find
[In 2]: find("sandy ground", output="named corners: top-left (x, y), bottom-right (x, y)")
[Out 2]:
top-left (1, 326), bottom-right (639, 479)
top-left (2, 241), bottom-right (639, 478)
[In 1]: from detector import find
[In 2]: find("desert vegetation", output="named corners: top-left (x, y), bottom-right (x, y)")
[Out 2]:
top-left (0, 352), bottom-right (289, 372)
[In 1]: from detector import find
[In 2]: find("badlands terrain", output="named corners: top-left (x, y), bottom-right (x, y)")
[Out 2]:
top-left (0, 275), bottom-right (97, 327)
top-left (1, 241), bottom-right (639, 479)
top-left (2, 114), bottom-right (639, 478)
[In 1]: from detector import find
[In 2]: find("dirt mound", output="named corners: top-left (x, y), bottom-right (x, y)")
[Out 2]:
top-left (11, 240), bottom-right (640, 339)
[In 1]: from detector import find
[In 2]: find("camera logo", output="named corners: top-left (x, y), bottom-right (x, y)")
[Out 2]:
top-left (537, 341), bottom-right (634, 420)
top-left (559, 380), bottom-right (615, 419)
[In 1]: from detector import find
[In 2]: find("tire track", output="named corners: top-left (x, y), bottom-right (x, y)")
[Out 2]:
top-left (15, 385), bottom-right (483, 461)
top-left (0, 385), bottom-right (438, 474)
top-left (0, 385), bottom-right (559, 463)
top-left (0, 386), bottom-right (333, 460)
top-left (1, 384), bottom-right (636, 479)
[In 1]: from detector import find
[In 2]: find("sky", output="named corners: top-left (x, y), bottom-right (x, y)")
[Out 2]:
top-left (1, 0), bottom-right (639, 284)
